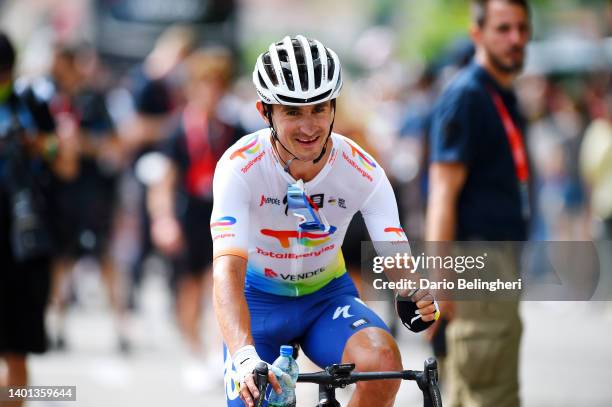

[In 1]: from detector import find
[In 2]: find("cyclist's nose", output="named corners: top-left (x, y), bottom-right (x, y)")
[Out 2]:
top-left (298, 116), bottom-right (318, 137)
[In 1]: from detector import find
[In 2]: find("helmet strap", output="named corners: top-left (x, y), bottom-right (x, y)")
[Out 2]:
top-left (264, 103), bottom-right (298, 174)
top-left (313, 99), bottom-right (336, 164)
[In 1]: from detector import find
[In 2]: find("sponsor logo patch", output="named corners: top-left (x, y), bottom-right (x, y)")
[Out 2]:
top-left (333, 305), bottom-right (353, 320)
top-left (256, 244), bottom-right (335, 259)
top-left (342, 151), bottom-right (373, 182)
top-left (327, 196), bottom-right (346, 209)
top-left (230, 135), bottom-right (261, 160)
top-left (210, 216), bottom-right (237, 232)
top-left (260, 195), bottom-right (282, 206)
top-left (260, 227), bottom-right (337, 248)
top-left (384, 227), bottom-right (407, 239)
top-left (351, 318), bottom-right (369, 329)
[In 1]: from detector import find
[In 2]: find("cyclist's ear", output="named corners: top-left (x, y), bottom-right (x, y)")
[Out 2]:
top-left (255, 100), bottom-right (271, 125)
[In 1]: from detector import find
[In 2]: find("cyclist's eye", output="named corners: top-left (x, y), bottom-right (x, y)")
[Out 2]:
top-left (286, 110), bottom-right (300, 117)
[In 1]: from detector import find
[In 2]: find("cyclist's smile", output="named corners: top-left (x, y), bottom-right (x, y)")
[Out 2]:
top-left (288, 131), bottom-right (327, 161)
top-left (295, 135), bottom-right (320, 145)
top-left (293, 133), bottom-right (322, 151)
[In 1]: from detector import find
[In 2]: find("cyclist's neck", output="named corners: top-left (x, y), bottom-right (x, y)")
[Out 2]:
top-left (272, 135), bottom-right (333, 182)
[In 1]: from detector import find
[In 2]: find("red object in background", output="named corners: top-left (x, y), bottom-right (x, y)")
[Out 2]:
top-left (183, 105), bottom-right (216, 197)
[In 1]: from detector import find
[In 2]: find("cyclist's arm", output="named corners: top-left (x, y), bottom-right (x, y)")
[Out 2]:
top-left (425, 162), bottom-right (467, 241)
top-left (360, 174), bottom-right (412, 285)
top-left (360, 173), bottom-right (439, 324)
top-left (210, 161), bottom-right (252, 350)
top-left (212, 255), bottom-right (253, 353)
top-left (214, 255), bottom-right (282, 404)
top-left (360, 173), bottom-right (407, 240)
top-left (210, 161), bottom-right (282, 402)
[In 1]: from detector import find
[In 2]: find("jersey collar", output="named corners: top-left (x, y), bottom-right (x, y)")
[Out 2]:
top-left (267, 130), bottom-right (337, 189)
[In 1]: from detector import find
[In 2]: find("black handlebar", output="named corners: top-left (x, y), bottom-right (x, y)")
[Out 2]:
top-left (253, 357), bottom-right (442, 407)
top-left (297, 358), bottom-right (443, 407)
top-left (418, 358), bottom-right (442, 407)
top-left (298, 365), bottom-right (419, 385)
top-left (253, 362), bottom-right (269, 407)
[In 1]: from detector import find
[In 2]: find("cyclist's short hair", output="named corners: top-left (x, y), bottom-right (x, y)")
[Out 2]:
top-left (471, 0), bottom-right (530, 27)
top-left (0, 31), bottom-right (16, 73)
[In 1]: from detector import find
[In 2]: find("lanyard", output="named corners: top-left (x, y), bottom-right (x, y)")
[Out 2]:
top-left (183, 105), bottom-right (215, 197)
top-left (487, 86), bottom-right (530, 219)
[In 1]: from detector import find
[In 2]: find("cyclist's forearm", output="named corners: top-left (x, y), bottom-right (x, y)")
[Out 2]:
top-left (212, 256), bottom-right (254, 355)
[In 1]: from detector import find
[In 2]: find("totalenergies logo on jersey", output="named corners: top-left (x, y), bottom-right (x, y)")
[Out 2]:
top-left (264, 268), bottom-right (278, 278)
top-left (384, 227), bottom-right (407, 239)
top-left (346, 141), bottom-right (376, 171)
top-left (230, 135), bottom-right (261, 160)
top-left (210, 216), bottom-right (237, 232)
top-left (261, 226), bottom-right (337, 248)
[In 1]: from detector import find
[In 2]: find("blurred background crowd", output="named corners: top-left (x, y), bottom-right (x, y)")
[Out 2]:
top-left (0, 0), bottom-right (610, 406)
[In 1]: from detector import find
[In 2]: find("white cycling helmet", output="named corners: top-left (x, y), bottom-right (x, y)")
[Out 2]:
top-left (253, 35), bottom-right (343, 106)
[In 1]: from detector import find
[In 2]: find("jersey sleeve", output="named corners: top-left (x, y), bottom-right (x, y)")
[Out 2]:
top-left (210, 162), bottom-right (250, 260)
top-left (360, 173), bottom-right (408, 242)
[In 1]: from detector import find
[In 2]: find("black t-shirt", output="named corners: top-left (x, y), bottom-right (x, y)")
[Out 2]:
top-left (162, 111), bottom-right (244, 211)
top-left (429, 62), bottom-right (530, 240)
top-left (45, 83), bottom-right (119, 247)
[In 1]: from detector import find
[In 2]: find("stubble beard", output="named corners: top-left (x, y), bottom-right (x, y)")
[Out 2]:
top-left (487, 46), bottom-right (525, 75)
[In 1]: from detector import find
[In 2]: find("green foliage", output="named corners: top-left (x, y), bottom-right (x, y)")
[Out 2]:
top-left (395, 0), bottom-right (471, 62)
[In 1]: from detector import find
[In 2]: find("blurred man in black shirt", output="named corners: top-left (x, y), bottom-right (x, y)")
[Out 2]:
top-left (0, 31), bottom-right (58, 404)
top-left (44, 44), bottom-right (128, 352)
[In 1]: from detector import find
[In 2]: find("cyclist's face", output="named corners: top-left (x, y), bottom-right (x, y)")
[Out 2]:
top-left (262, 101), bottom-right (334, 161)
top-left (473, 0), bottom-right (530, 74)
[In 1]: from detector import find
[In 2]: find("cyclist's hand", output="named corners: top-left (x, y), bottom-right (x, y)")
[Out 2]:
top-left (425, 300), bottom-right (455, 342)
top-left (413, 289), bottom-right (440, 322)
top-left (396, 289), bottom-right (440, 332)
top-left (233, 345), bottom-right (284, 407)
top-left (240, 370), bottom-right (282, 407)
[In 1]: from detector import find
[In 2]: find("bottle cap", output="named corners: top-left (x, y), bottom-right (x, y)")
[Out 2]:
top-left (280, 345), bottom-right (293, 357)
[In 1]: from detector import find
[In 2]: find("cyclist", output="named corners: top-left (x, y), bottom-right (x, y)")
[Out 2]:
top-left (211, 35), bottom-right (438, 407)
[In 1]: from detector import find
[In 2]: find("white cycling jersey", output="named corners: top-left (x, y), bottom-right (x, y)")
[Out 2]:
top-left (211, 129), bottom-right (407, 296)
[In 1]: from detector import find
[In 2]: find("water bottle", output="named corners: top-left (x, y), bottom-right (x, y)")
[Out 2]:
top-left (267, 345), bottom-right (298, 407)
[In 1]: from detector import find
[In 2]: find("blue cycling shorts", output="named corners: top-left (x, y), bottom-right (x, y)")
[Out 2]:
top-left (223, 272), bottom-right (390, 406)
